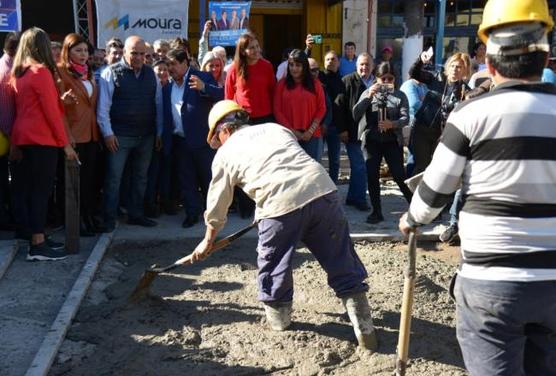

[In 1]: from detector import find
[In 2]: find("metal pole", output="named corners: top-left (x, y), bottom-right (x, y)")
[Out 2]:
top-left (199, 0), bottom-right (207, 35)
top-left (72, 0), bottom-right (80, 33)
top-left (87, 0), bottom-right (95, 45)
top-left (435, 0), bottom-right (446, 67)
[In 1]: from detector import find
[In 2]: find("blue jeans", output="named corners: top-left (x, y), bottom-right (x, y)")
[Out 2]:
top-left (323, 126), bottom-right (340, 183)
top-left (345, 141), bottom-right (368, 205)
top-left (448, 189), bottom-right (462, 226)
top-left (104, 134), bottom-right (154, 225)
top-left (256, 191), bottom-right (368, 303)
top-left (299, 137), bottom-right (323, 162)
top-left (454, 276), bottom-right (556, 376)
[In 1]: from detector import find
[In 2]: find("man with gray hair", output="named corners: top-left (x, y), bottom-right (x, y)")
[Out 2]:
top-left (153, 39), bottom-right (170, 60)
top-left (337, 53), bottom-right (375, 214)
top-left (97, 36), bottom-right (163, 232)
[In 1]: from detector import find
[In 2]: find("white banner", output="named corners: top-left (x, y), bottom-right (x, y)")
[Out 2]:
top-left (96, 0), bottom-right (189, 47)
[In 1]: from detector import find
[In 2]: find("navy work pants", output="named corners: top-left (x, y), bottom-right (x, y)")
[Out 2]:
top-left (256, 191), bottom-right (368, 303)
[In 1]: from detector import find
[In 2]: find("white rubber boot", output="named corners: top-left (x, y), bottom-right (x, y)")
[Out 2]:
top-left (263, 301), bottom-right (292, 331)
top-left (341, 292), bottom-right (378, 351)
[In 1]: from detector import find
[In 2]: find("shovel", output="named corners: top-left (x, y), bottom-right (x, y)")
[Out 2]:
top-left (129, 222), bottom-right (256, 301)
top-left (395, 228), bottom-right (417, 376)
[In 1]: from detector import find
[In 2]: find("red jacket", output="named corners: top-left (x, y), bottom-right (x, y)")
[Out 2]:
top-left (11, 64), bottom-right (68, 147)
top-left (225, 58), bottom-right (275, 119)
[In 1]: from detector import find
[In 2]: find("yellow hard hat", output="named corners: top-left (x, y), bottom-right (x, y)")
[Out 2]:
top-left (0, 132), bottom-right (9, 157)
top-left (478, 0), bottom-right (554, 43)
top-left (207, 100), bottom-right (244, 144)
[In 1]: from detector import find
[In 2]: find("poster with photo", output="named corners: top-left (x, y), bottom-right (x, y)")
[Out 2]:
top-left (208, 1), bottom-right (251, 47)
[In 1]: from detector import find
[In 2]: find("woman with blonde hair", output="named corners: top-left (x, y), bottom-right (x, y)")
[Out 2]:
top-left (201, 51), bottom-right (226, 87)
top-left (58, 33), bottom-right (101, 236)
top-left (410, 51), bottom-right (471, 175)
top-left (10, 27), bottom-right (77, 260)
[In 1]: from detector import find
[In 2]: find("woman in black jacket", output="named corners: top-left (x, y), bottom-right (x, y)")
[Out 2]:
top-left (353, 62), bottom-right (413, 224)
top-left (410, 52), bottom-right (471, 175)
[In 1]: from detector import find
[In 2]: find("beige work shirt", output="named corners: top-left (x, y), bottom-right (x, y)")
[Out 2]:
top-left (204, 123), bottom-right (337, 231)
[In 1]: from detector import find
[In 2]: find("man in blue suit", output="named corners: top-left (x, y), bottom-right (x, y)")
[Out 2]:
top-left (163, 48), bottom-right (224, 227)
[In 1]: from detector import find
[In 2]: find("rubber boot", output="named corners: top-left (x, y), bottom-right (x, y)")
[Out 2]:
top-left (341, 292), bottom-right (378, 351)
top-left (263, 301), bottom-right (292, 331)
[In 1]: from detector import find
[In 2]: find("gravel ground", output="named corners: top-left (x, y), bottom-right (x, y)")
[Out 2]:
top-left (50, 238), bottom-right (466, 376)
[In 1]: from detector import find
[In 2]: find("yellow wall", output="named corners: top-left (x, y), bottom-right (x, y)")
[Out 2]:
top-left (305, 0), bottom-right (342, 64)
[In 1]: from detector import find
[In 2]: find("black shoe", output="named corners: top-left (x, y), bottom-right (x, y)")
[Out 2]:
top-left (27, 242), bottom-right (67, 261)
top-left (366, 212), bottom-right (384, 224)
top-left (144, 203), bottom-right (160, 219)
top-left (346, 199), bottom-right (371, 211)
top-left (161, 200), bottom-right (179, 216)
top-left (128, 217), bottom-right (157, 227)
top-left (182, 215), bottom-right (199, 228)
top-left (45, 236), bottom-right (65, 250)
top-left (80, 220), bottom-right (95, 237)
top-left (439, 224), bottom-right (459, 244)
top-left (97, 222), bottom-right (115, 233)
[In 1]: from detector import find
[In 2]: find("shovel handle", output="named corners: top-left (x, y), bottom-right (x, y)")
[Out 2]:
top-left (157, 223), bottom-right (257, 273)
top-left (395, 228), bottom-right (418, 376)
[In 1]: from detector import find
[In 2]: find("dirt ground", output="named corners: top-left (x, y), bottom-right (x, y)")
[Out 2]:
top-left (50, 238), bottom-right (466, 376)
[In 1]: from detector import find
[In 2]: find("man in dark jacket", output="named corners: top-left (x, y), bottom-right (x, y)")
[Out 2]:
top-left (337, 53), bottom-right (374, 211)
top-left (162, 48), bottom-right (223, 228)
top-left (318, 51), bottom-right (344, 184)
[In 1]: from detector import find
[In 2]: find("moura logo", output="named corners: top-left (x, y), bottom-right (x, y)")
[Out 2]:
top-left (105, 14), bottom-right (181, 31)
top-left (133, 18), bottom-right (182, 30)
top-left (105, 15), bottom-right (130, 30)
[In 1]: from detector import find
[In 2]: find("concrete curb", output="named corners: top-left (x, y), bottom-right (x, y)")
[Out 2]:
top-left (25, 232), bottom-right (113, 376)
top-left (0, 240), bottom-right (19, 281)
top-left (350, 231), bottom-right (440, 242)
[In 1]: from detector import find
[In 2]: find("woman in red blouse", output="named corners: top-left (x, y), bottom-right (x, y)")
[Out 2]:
top-left (10, 27), bottom-right (77, 261)
top-left (225, 32), bottom-right (275, 124)
top-left (274, 49), bottom-right (326, 161)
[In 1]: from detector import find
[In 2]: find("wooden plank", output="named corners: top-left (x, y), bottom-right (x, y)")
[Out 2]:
top-left (64, 159), bottom-right (80, 254)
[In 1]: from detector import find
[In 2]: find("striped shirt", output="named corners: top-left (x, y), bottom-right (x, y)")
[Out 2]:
top-left (409, 81), bottom-right (556, 282)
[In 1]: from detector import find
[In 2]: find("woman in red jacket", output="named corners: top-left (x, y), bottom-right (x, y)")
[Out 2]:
top-left (274, 49), bottom-right (326, 161)
top-left (225, 32), bottom-right (276, 124)
top-left (10, 27), bottom-right (77, 261)
top-left (58, 33), bottom-right (101, 236)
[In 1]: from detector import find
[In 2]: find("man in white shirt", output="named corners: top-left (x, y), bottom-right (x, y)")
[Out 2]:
top-left (191, 100), bottom-right (378, 351)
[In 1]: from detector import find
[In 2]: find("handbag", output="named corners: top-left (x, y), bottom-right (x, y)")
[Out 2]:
top-left (413, 90), bottom-right (442, 129)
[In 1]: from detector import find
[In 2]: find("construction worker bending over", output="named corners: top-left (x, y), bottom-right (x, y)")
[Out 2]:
top-left (399, 0), bottom-right (556, 374)
top-left (191, 100), bottom-right (377, 351)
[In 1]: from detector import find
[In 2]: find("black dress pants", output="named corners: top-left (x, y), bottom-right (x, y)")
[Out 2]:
top-left (19, 146), bottom-right (59, 234)
top-left (364, 140), bottom-right (412, 214)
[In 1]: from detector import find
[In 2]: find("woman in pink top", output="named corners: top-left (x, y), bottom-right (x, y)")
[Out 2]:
top-left (10, 27), bottom-right (77, 261)
top-left (274, 49), bottom-right (326, 161)
top-left (225, 32), bottom-right (275, 124)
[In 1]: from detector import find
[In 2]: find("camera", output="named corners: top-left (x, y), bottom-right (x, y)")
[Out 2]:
top-left (377, 83), bottom-right (394, 95)
top-left (312, 34), bottom-right (323, 44)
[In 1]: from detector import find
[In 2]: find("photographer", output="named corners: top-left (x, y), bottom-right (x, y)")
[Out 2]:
top-left (410, 52), bottom-right (471, 175)
top-left (353, 63), bottom-right (412, 224)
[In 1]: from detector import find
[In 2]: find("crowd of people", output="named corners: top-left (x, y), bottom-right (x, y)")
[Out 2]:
top-left (0, 18), bottom-right (555, 262)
